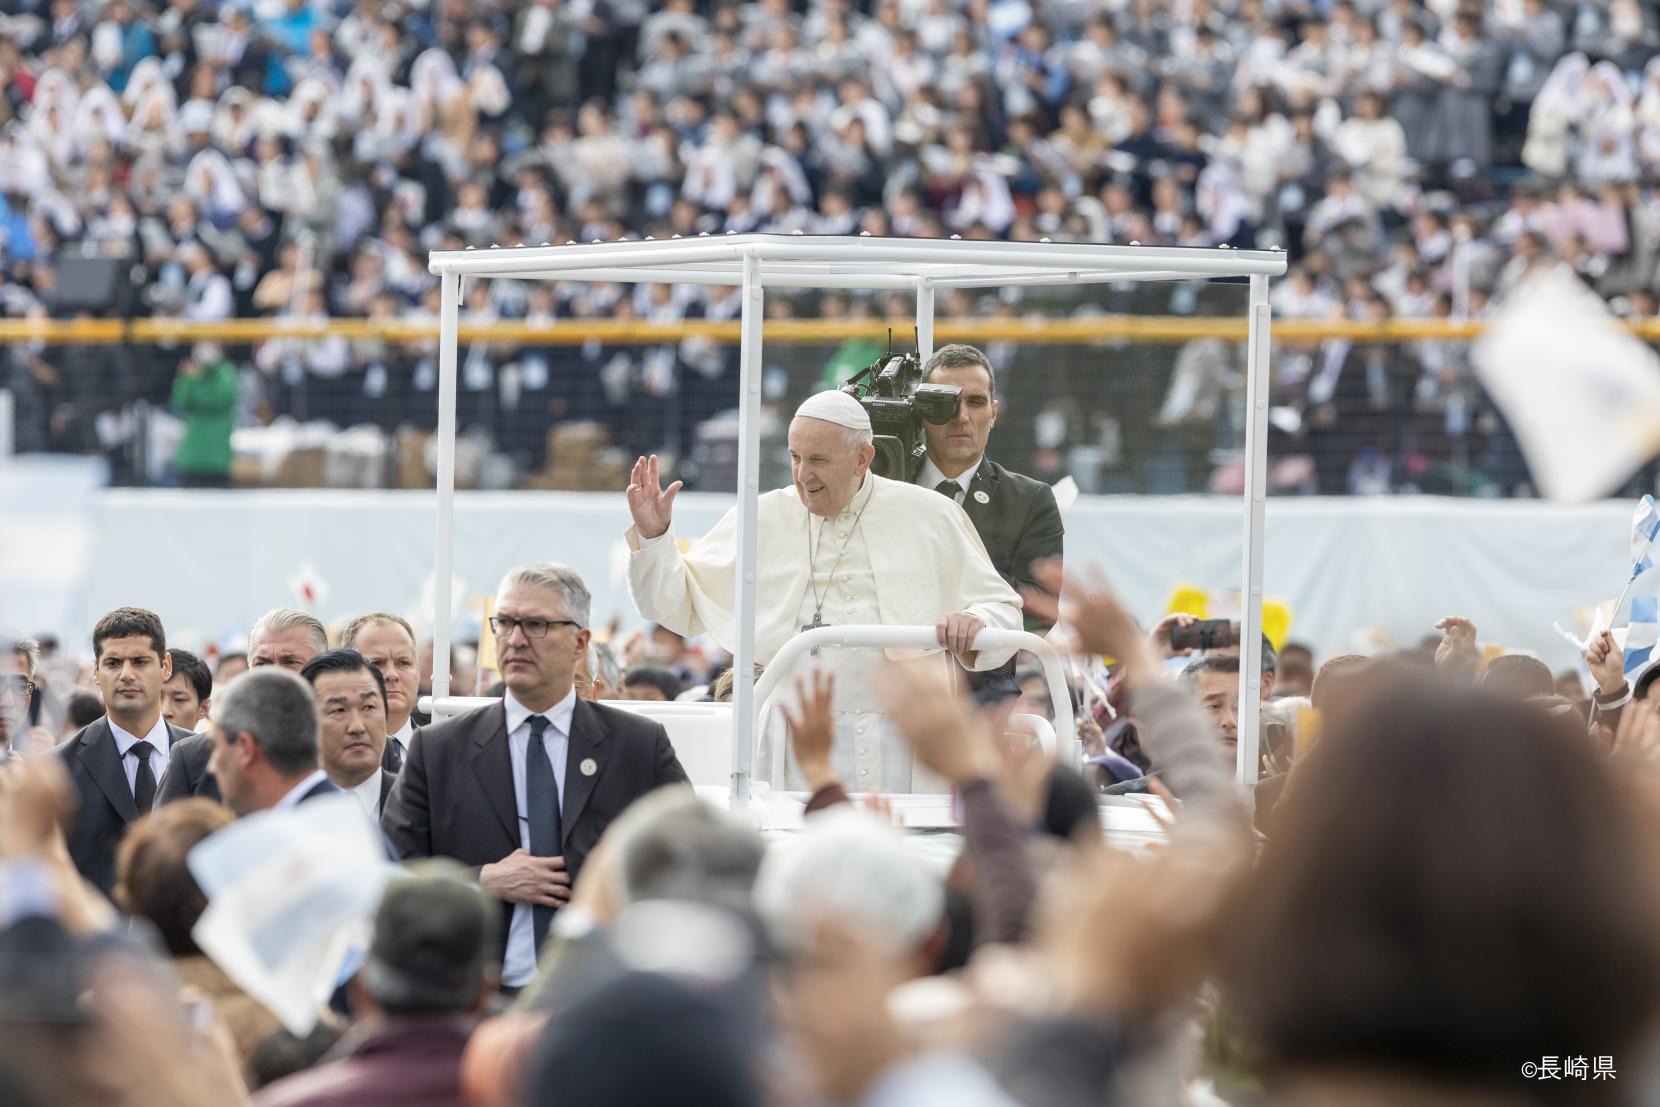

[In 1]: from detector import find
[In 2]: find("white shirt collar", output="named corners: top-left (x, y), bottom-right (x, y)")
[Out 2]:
top-left (109, 714), bottom-right (172, 758)
top-left (272, 769), bottom-right (330, 812)
top-left (391, 718), bottom-right (414, 748)
top-left (917, 454), bottom-right (982, 495)
top-left (348, 772), bottom-right (383, 819)
top-left (504, 686), bottom-right (578, 738)
top-left (831, 472), bottom-right (875, 521)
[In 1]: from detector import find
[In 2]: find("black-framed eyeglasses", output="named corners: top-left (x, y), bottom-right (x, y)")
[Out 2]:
top-left (489, 616), bottom-right (583, 639)
top-left (0, 677), bottom-right (35, 699)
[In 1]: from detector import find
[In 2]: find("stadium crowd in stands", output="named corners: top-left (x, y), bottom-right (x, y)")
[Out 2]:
top-left (3, 562), bottom-right (1660, 1106)
top-left (2, 0), bottom-right (1660, 494)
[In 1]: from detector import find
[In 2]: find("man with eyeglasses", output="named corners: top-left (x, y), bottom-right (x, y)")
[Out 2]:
top-left (1, 633), bottom-right (44, 760)
top-left (382, 563), bottom-right (689, 994)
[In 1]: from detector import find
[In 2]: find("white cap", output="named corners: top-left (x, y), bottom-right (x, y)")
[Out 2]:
top-left (794, 389), bottom-right (870, 432)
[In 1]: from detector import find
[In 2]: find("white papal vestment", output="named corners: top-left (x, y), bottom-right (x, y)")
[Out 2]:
top-left (627, 473), bottom-right (1023, 792)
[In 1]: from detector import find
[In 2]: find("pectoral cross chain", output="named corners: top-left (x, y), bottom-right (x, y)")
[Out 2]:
top-left (802, 612), bottom-right (827, 655)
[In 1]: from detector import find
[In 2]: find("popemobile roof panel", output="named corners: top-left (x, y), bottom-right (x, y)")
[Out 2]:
top-left (427, 233), bottom-right (1288, 285)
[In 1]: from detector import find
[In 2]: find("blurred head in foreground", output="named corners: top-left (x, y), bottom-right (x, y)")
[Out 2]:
top-left (1224, 677), bottom-right (1660, 1104)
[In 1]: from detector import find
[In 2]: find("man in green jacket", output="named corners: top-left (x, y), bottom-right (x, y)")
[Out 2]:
top-left (170, 343), bottom-right (238, 488)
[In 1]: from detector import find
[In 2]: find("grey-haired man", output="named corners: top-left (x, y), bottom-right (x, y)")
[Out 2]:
top-left (381, 564), bottom-right (688, 993)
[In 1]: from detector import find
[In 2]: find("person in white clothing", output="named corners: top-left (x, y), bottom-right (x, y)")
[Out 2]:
top-left (624, 389), bottom-right (1023, 792)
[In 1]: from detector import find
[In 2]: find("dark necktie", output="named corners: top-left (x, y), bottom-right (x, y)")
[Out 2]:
top-left (524, 715), bottom-right (563, 954)
top-left (132, 741), bottom-right (157, 813)
top-left (934, 479), bottom-right (960, 501)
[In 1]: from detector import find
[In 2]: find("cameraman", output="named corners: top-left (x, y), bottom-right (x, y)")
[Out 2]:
top-left (910, 345), bottom-right (1065, 631)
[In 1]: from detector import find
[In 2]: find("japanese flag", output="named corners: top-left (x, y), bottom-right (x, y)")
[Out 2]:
top-left (287, 561), bottom-right (330, 611)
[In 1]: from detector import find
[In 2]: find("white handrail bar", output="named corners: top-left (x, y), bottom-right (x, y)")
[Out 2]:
top-left (1010, 712), bottom-right (1058, 757)
top-left (420, 695), bottom-right (498, 716)
top-left (751, 625), bottom-right (1077, 781)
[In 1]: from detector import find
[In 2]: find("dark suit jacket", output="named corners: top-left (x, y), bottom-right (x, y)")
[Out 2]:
top-left (912, 454), bottom-right (1066, 631)
top-left (158, 738), bottom-right (397, 806)
top-left (294, 775), bottom-right (340, 804)
top-left (381, 719), bottom-right (425, 774)
top-left (381, 697), bottom-right (689, 965)
top-left (155, 730), bottom-right (219, 805)
top-left (57, 717), bottom-right (201, 895)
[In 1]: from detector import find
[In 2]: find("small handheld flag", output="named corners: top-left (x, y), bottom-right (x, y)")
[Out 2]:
top-left (1627, 596), bottom-right (1658, 676)
top-left (1608, 496), bottom-right (1660, 636)
top-left (1632, 495), bottom-right (1660, 579)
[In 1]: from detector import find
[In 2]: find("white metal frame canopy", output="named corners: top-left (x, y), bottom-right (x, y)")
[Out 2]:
top-left (426, 234), bottom-right (1287, 800)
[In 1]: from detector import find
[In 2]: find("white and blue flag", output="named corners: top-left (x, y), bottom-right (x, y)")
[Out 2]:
top-left (1632, 495), bottom-right (1660, 580)
top-left (1627, 596), bottom-right (1659, 676)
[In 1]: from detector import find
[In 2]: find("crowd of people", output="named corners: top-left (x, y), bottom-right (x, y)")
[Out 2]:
top-left (3, 0), bottom-right (1659, 494)
top-left (4, 555), bottom-right (1660, 1106)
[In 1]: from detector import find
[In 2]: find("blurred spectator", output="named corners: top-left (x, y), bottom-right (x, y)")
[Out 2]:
top-left (254, 863), bottom-right (498, 1107)
top-left (162, 647), bottom-right (213, 732)
top-left (1274, 642), bottom-right (1316, 699)
top-left (249, 608), bottom-right (327, 672)
top-left (0, 0), bottom-right (1655, 500)
top-left (207, 666), bottom-right (333, 817)
top-left (0, 633), bottom-right (42, 760)
top-left (1224, 678), bottom-right (1660, 1103)
top-left (112, 799), bottom-right (282, 1068)
top-left (63, 688), bottom-right (108, 736)
top-left (216, 652), bottom-right (251, 686)
top-left (169, 344), bottom-right (239, 488)
top-left (620, 665), bottom-right (681, 702)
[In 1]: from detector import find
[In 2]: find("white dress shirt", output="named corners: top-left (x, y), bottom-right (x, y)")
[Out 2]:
top-left (108, 715), bottom-right (173, 798)
top-left (272, 769), bottom-right (330, 812)
top-left (347, 772), bottom-right (383, 820)
top-left (500, 687), bottom-right (575, 988)
top-left (916, 455), bottom-right (982, 506)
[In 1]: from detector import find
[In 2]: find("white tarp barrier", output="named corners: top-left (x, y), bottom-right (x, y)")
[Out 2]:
top-left (51, 489), bottom-right (1643, 673)
top-left (0, 457), bottom-right (101, 637)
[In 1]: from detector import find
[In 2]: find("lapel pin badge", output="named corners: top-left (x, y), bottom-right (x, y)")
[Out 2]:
top-left (973, 490), bottom-right (990, 504)
top-left (580, 758), bottom-right (598, 777)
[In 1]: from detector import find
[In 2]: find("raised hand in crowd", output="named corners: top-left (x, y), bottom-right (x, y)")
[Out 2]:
top-left (877, 664), bottom-right (998, 786)
top-left (625, 454), bottom-right (682, 541)
top-left (782, 668), bottom-right (839, 794)
top-left (1026, 558), bottom-right (1158, 684)
top-left (1585, 629), bottom-right (1627, 697)
top-left (1433, 615), bottom-right (1478, 673)
top-left (0, 755), bottom-right (114, 936)
top-left (1147, 613), bottom-right (1199, 660)
top-left (1034, 831), bottom-right (1250, 1023)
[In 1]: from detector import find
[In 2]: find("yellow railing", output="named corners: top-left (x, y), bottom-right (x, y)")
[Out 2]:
top-left (2, 315), bottom-right (1657, 345)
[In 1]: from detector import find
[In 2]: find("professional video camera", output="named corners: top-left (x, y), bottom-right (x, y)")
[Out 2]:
top-left (839, 346), bottom-right (961, 479)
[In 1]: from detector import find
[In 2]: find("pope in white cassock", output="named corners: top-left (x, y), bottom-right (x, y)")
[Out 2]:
top-left (624, 390), bottom-right (1024, 792)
